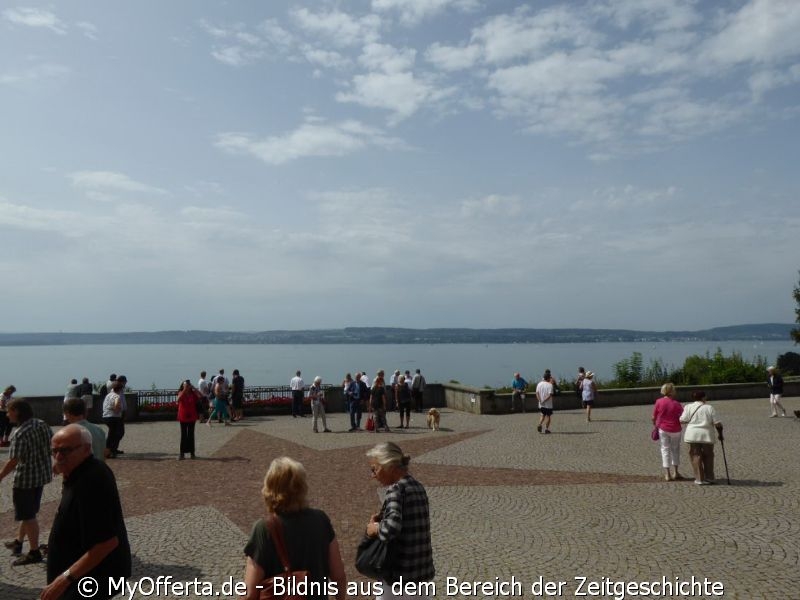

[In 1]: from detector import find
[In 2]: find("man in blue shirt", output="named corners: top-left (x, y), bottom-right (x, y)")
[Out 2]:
top-left (511, 373), bottom-right (527, 413)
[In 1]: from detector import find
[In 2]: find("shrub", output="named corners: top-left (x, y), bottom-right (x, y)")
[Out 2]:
top-left (777, 351), bottom-right (800, 375)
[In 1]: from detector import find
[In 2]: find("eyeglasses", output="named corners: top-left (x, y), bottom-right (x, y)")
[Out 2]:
top-left (51, 446), bottom-right (79, 456)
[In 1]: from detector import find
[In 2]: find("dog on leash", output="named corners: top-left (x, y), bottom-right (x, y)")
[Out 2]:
top-left (427, 408), bottom-right (440, 431)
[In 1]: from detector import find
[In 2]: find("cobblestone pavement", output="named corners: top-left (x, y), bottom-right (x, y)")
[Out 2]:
top-left (1, 397), bottom-right (798, 599)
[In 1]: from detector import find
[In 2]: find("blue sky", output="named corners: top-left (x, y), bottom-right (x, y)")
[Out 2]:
top-left (1, 0), bottom-right (799, 332)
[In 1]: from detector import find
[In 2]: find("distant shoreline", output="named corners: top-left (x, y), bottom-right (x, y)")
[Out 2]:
top-left (0, 323), bottom-right (793, 346)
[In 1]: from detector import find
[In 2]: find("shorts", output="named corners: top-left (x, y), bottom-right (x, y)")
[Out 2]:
top-left (539, 407), bottom-right (553, 416)
top-left (13, 486), bottom-right (44, 521)
top-left (231, 396), bottom-right (243, 409)
top-left (582, 400), bottom-right (594, 407)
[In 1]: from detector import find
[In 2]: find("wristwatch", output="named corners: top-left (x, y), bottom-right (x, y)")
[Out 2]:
top-left (63, 569), bottom-right (76, 582)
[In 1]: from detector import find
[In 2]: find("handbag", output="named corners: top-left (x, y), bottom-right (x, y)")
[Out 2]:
top-left (650, 426), bottom-right (659, 441)
top-left (258, 516), bottom-right (309, 600)
top-left (365, 412), bottom-right (375, 431)
top-left (355, 534), bottom-right (395, 582)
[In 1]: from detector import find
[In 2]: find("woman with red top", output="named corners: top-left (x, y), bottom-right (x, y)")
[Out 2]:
top-left (177, 380), bottom-right (199, 460)
top-left (652, 382), bottom-right (685, 481)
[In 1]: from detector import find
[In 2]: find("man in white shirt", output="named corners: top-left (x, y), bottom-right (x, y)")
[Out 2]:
top-left (197, 371), bottom-right (211, 422)
top-left (290, 371), bottom-right (305, 418)
top-left (535, 371), bottom-right (555, 434)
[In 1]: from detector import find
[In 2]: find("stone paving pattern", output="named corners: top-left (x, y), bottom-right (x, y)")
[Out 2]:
top-left (0, 397), bottom-right (798, 599)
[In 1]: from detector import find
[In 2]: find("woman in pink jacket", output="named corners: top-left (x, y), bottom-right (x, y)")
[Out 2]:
top-left (652, 383), bottom-right (685, 481)
top-left (177, 380), bottom-right (199, 460)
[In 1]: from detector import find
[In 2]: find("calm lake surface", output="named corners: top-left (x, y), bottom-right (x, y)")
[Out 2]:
top-left (0, 341), bottom-right (792, 396)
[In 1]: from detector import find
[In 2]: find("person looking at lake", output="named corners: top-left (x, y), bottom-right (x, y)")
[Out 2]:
top-left (535, 372), bottom-right (554, 434)
top-left (177, 380), bottom-right (199, 459)
top-left (207, 377), bottom-right (231, 426)
top-left (230, 369), bottom-right (245, 422)
top-left (652, 383), bottom-right (684, 481)
top-left (290, 370), bottom-right (305, 418)
top-left (102, 381), bottom-right (126, 459)
top-left (344, 373), bottom-right (361, 432)
top-left (0, 385), bottom-right (16, 447)
top-left (511, 373), bottom-right (527, 413)
top-left (371, 371), bottom-right (390, 433)
top-left (581, 371), bottom-right (597, 422)
top-left (395, 375), bottom-right (412, 429)
top-left (680, 391), bottom-right (723, 485)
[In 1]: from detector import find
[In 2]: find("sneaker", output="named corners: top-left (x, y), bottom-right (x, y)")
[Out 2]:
top-left (12, 549), bottom-right (42, 566)
top-left (769, 414), bottom-right (777, 418)
top-left (694, 480), bottom-right (710, 485)
top-left (544, 429), bottom-right (551, 434)
top-left (323, 429), bottom-right (332, 433)
top-left (4, 540), bottom-right (22, 556)
top-left (536, 425), bottom-right (542, 433)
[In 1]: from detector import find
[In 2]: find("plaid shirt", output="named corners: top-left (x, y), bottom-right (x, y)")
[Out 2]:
top-left (379, 474), bottom-right (435, 582)
top-left (9, 418), bottom-right (53, 489)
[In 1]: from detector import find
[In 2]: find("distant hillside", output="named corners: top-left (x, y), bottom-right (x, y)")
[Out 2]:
top-left (0, 324), bottom-right (794, 346)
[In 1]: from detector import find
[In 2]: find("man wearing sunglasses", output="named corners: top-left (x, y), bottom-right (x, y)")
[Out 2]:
top-left (41, 424), bottom-right (131, 600)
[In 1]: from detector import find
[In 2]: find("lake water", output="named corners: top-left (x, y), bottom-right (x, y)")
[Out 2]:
top-left (0, 341), bottom-right (792, 396)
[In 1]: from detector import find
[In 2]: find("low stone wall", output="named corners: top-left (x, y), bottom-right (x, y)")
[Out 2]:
top-left (15, 381), bottom-right (798, 425)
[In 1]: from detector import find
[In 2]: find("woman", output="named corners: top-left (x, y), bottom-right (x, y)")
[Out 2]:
top-left (371, 371), bottom-right (390, 433)
top-left (0, 385), bottom-right (15, 447)
top-left (243, 457), bottom-right (346, 600)
top-left (680, 391), bottom-right (723, 485)
top-left (581, 371), bottom-right (597, 422)
top-left (365, 442), bottom-right (434, 598)
top-left (652, 383), bottom-right (685, 481)
top-left (102, 381), bottom-right (125, 458)
top-left (395, 375), bottom-right (412, 429)
top-left (177, 380), bottom-right (199, 460)
top-left (207, 377), bottom-right (231, 426)
top-left (309, 376), bottom-right (330, 433)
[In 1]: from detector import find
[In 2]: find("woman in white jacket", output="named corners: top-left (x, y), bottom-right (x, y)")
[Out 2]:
top-left (680, 391), bottom-right (723, 485)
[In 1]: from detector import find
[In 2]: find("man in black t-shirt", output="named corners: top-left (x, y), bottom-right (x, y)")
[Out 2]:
top-left (42, 425), bottom-right (131, 600)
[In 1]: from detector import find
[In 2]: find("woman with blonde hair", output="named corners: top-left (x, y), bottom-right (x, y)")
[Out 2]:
top-left (243, 457), bottom-right (346, 600)
top-left (364, 442), bottom-right (434, 598)
top-left (652, 383), bottom-right (685, 481)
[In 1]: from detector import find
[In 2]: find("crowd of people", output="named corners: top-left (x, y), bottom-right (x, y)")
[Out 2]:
top-left (0, 363), bottom-right (791, 598)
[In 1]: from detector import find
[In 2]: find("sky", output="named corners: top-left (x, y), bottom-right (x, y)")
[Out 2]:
top-left (1, 0), bottom-right (799, 333)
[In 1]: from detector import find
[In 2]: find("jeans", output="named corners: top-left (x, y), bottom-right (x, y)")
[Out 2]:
top-left (348, 398), bottom-right (362, 429)
top-left (292, 390), bottom-right (304, 416)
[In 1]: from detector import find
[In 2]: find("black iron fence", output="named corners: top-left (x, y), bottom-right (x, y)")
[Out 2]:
top-left (135, 385), bottom-right (333, 413)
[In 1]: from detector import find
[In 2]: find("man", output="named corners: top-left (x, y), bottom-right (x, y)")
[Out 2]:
top-left (411, 368), bottom-right (426, 413)
top-left (78, 377), bottom-right (94, 420)
top-left (290, 370), bottom-right (305, 418)
top-left (197, 370), bottom-right (211, 422)
top-left (356, 372), bottom-right (370, 427)
top-left (766, 366), bottom-right (787, 418)
top-left (64, 379), bottom-right (80, 403)
top-left (0, 399), bottom-right (52, 565)
top-left (63, 398), bottom-right (106, 462)
top-left (41, 425), bottom-right (131, 600)
top-left (511, 373), bottom-right (527, 413)
top-left (230, 369), bottom-right (245, 422)
top-left (535, 372), bottom-right (555, 434)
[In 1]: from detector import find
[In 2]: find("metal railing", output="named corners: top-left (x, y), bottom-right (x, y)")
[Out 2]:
top-left (135, 385), bottom-right (332, 410)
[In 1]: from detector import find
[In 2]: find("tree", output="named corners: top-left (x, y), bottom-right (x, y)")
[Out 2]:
top-left (793, 271), bottom-right (800, 344)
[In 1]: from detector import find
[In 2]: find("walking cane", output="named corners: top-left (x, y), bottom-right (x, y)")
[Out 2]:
top-left (717, 424), bottom-right (731, 485)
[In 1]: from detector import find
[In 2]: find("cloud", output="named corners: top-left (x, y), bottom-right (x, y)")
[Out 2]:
top-left (200, 19), bottom-right (293, 66)
top-left (425, 42), bottom-right (481, 72)
top-left (69, 171), bottom-right (168, 199)
top-left (214, 119), bottom-right (404, 165)
top-left (0, 62), bottom-right (70, 86)
top-left (2, 7), bottom-right (66, 34)
top-left (75, 21), bottom-right (98, 40)
top-left (0, 199), bottom-right (88, 235)
top-left (359, 42), bottom-right (417, 73)
top-left (460, 194), bottom-right (522, 218)
top-left (701, 0), bottom-right (800, 68)
top-left (290, 8), bottom-right (381, 47)
top-left (371, 0), bottom-right (480, 25)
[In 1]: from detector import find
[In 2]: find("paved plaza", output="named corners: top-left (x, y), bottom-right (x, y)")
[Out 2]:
top-left (1, 396), bottom-right (798, 599)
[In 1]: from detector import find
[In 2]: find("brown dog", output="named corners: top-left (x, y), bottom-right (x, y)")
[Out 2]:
top-left (426, 408), bottom-right (440, 431)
